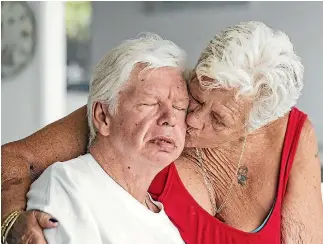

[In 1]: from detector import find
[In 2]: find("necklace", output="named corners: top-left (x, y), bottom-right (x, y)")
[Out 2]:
top-left (144, 193), bottom-right (152, 209)
top-left (195, 132), bottom-right (248, 218)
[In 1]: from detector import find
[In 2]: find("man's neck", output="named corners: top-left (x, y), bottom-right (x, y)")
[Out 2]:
top-left (89, 143), bottom-right (158, 206)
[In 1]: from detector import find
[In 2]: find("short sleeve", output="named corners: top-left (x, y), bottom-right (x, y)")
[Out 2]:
top-left (27, 163), bottom-right (102, 244)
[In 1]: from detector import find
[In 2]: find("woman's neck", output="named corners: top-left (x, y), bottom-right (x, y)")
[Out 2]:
top-left (184, 135), bottom-right (246, 165)
top-left (181, 119), bottom-right (285, 196)
top-left (182, 115), bottom-right (286, 174)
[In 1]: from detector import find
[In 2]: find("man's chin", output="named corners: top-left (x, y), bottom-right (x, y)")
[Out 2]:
top-left (147, 150), bottom-right (179, 163)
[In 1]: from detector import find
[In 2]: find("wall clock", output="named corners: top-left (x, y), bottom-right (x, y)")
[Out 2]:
top-left (1, 1), bottom-right (36, 79)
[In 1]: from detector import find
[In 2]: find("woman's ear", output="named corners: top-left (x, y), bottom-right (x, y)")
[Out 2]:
top-left (92, 101), bottom-right (111, 136)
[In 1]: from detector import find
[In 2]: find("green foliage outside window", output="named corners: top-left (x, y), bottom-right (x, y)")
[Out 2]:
top-left (65, 1), bottom-right (92, 41)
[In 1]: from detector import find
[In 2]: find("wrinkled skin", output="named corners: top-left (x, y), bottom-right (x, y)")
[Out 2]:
top-left (6, 210), bottom-right (57, 244)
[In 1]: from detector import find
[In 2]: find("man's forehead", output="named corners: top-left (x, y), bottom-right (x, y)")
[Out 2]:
top-left (135, 67), bottom-right (185, 85)
top-left (136, 79), bottom-right (188, 101)
top-left (139, 66), bottom-right (183, 79)
top-left (138, 81), bottom-right (187, 94)
top-left (124, 65), bottom-right (186, 93)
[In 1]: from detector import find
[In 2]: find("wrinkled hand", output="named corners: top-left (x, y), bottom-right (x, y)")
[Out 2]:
top-left (6, 210), bottom-right (58, 244)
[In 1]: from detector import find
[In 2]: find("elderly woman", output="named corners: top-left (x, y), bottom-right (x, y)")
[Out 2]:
top-left (2, 21), bottom-right (323, 244)
top-left (2, 34), bottom-right (188, 243)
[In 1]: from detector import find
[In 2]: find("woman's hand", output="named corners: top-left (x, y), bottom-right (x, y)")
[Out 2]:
top-left (6, 210), bottom-right (57, 244)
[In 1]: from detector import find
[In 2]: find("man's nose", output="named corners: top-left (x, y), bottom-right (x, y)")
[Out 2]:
top-left (157, 106), bottom-right (176, 127)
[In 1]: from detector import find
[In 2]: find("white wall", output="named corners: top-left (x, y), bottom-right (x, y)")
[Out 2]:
top-left (1, 2), bottom-right (66, 145)
top-left (2, 1), bottom-right (323, 150)
top-left (91, 1), bottom-right (323, 146)
top-left (1, 2), bottom-right (41, 144)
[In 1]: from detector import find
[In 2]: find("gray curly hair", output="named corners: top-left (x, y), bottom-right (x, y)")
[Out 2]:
top-left (195, 21), bottom-right (304, 131)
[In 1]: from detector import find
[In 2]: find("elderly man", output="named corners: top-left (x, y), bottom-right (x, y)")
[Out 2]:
top-left (2, 33), bottom-right (189, 243)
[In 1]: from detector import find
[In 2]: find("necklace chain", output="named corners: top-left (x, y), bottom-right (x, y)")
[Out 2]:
top-left (195, 132), bottom-right (248, 216)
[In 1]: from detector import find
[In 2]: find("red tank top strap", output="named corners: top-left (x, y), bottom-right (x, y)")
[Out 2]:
top-left (277, 107), bottom-right (307, 201)
top-left (149, 163), bottom-right (174, 200)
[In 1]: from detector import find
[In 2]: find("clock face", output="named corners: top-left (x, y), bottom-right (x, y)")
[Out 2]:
top-left (1, 1), bottom-right (36, 79)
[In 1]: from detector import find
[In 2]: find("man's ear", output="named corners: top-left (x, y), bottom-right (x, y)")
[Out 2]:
top-left (92, 101), bottom-right (112, 136)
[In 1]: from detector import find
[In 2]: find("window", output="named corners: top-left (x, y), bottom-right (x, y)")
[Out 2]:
top-left (66, 1), bottom-right (92, 91)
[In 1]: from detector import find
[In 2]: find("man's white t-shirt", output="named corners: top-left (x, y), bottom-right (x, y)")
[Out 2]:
top-left (27, 154), bottom-right (184, 244)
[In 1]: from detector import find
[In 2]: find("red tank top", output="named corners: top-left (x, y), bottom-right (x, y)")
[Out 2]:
top-left (149, 107), bottom-right (307, 244)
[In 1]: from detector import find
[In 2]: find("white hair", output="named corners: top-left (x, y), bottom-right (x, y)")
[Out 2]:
top-left (87, 33), bottom-right (187, 147)
top-left (196, 21), bottom-right (304, 132)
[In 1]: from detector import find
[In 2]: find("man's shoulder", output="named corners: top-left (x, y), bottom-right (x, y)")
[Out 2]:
top-left (50, 153), bottom-right (93, 173)
top-left (33, 154), bottom-right (93, 187)
top-left (27, 155), bottom-right (94, 213)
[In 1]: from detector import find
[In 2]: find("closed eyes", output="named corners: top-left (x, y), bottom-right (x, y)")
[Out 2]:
top-left (141, 103), bottom-right (157, 106)
top-left (141, 103), bottom-right (186, 112)
top-left (190, 92), bottom-right (203, 105)
top-left (173, 105), bottom-right (187, 112)
top-left (212, 112), bottom-right (225, 126)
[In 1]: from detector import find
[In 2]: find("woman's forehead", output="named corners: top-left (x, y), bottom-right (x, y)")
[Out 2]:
top-left (189, 76), bottom-right (236, 101)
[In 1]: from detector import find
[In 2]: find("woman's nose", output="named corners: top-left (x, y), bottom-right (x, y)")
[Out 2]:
top-left (157, 104), bottom-right (176, 127)
top-left (187, 98), bottom-right (198, 113)
top-left (186, 109), bottom-right (204, 130)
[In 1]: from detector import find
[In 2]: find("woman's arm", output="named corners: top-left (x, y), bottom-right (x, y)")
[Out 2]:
top-left (1, 105), bottom-right (88, 220)
top-left (281, 118), bottom-right (323, 243)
